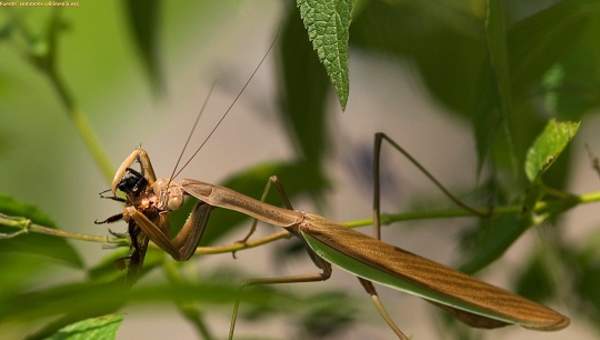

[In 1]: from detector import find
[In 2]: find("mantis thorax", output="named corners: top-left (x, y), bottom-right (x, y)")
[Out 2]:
top-left (152, 178), bottom-right (184, 211)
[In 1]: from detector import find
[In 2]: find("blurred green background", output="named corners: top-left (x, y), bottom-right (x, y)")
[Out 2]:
top-left (2, 0), bottom-right (600, 339)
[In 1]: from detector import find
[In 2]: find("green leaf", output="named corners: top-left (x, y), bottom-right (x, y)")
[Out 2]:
top-left (302, 232), bottom-right (523, 326)
top-left (297, 291), bottom-right (358, 338)
top-left (123, 0), bottom-right (163, 93)
top-left (460, 189), bottom-right (576, 275)
top-left (485, 0), bottom-right (516, 174)
top-left (169, 161), bottom-right (327, 245)
top-left (296, 0), bottom-right (352, 109)
top-left (0, 279), bottom-right (297, 324)
top-left (44, 314), bottom-right (123, 340)
top-left (524, 119), bottom-right (580, 182)
top-left (0, 194), bottom-right (83, 268)
top-left (435, 310), bottom-right (482, 340)
top-left (514, 250), bottom-right (556, 303)
top-left (509, 0), bottom-right (600, 93)
top-left (461, 214), bottom-right (530, 274)
top-left (541, 65), bottom-right (564, 116)
top-left (279, 5), bottom-right (330, 173)
top-left (550, 18), bottom-right (600, 120)
top-left (0, 19), bottom-right (14, 41)
top-left (455, 177), bottom-right (534, 274)
top-left (0, 254), bottom-right (52, 302)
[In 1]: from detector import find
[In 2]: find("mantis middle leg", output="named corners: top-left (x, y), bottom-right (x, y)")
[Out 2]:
top-left (237, 175), bottom-right (293, 244)
top-left (228, 233), bottom-right (332, 340)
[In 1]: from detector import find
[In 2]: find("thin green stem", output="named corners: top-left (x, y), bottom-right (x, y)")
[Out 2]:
top-left (0, 213), bottom-right (118, 244)
top-left (10, 12), bottom-right (114, 183)
top-left (46, 70), bottom-right (114, 182)
top-left (30, 223), bottom-right (115, 243)
top-left (540, 183), bottom-right (574, 199)
top-left (3, 189), bottom-right (600, 256)
top-left (578, 190), bottom-right (600, 203)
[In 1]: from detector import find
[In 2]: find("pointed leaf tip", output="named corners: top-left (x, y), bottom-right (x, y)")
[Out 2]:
top-left (296, 0), bottom-right (351, 110)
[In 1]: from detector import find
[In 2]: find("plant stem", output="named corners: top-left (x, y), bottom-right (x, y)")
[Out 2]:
top-left (46, 70), bottom-right (114, 182)
top-left (30, 223), bottom-right (115, 243)
top-left (12, 11), bottom-right (114, 183)
top-left (3, 189), bottom-right (600, 255)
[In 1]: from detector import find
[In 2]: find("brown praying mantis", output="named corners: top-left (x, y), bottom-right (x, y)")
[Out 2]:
top-left (96, 37), bottom-right (569, 339)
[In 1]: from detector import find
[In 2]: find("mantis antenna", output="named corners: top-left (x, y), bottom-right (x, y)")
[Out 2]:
top-left (168, 82), bottom-right (216, 184)
top-left (172, 30), bottom-right (280, 179)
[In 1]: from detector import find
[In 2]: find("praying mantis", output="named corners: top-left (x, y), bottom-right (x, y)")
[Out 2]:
top-left (96, 37), bottom-right (569, 339)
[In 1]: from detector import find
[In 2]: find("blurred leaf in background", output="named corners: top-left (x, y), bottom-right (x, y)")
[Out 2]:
top-left (0, 195), bottom-right (83, 305)
top-left (514, 248), bottom-right (557, 303)
top-left (123, 0), bottom-right (163, 94)
top-left (0, 194), bottom-right (83, 268)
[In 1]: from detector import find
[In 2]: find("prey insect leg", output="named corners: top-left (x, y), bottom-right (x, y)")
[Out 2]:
top-left (94, 213), bottom-right (124, 224)
top-left (98, 189), bottom-right (127, 202)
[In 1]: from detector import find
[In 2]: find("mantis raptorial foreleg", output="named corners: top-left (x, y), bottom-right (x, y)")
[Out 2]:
top-left (112, 147), bottom-right (157, 193)
top-left (237, 175), bottom-right (293, 244)
top-left (124, 201), bottom-right (212, 261)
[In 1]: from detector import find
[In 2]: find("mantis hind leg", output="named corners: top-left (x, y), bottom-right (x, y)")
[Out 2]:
top-left (228, 247), bottom-right (332, 340)
top-left (237, 175), bottom-right (293, 244)
top-left (372, 132), bottom-right (487, 239)
top-left (359, 278), bottom-right (409, 340)
top-left (364, 132), bottom-right (490, 339)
